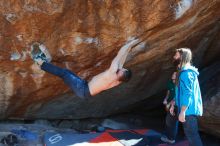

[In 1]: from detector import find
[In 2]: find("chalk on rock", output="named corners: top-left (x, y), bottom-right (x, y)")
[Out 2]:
top-left (10, 52), bottom-right (21, 61)
top-left (175, 0), bottom-right (193, 19)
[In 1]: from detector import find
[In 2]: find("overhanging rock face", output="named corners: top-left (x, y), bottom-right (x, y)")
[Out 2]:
top-left (0, 0), bottom-right (219, 127)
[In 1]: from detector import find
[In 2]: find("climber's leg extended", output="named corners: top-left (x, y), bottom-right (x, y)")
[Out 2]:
top-left (31, 43), bottom-right (90, 99)
top-left (41, 62), bottom-right (91, 99)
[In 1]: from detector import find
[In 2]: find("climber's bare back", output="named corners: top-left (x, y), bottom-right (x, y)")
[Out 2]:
top-left (88, 69), bottom-right (121, 96)
top-left (88, 38), bottom-right (139, 96)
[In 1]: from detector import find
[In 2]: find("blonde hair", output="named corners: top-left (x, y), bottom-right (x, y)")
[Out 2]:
top-left (176, 48), bottom-right (192, 68)
top-left (175, 48), bottom-right (192, 86)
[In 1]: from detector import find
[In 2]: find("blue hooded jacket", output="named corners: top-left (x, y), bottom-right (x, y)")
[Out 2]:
top-left (175, 64), bottom-right (203, 116)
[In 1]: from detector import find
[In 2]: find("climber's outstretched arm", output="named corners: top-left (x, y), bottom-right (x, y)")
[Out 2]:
top-left (109, 38), bottom-right (139, 73)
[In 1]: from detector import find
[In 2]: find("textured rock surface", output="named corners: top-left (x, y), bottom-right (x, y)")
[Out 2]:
top-left (199, 62), bottom-right (220, 137)
top-left (0, 0), bottom-right (219, 131)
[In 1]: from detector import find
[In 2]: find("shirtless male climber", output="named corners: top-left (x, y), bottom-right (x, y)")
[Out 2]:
top-left (31, 38), bottom-right (139, 99)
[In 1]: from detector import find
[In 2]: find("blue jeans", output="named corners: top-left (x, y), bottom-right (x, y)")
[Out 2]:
top-left (164, 112), bottom-right (179, 140)
top-left (183, 116), bottom-right (203, 146)
top-left (41, 62), bottom-right (91, 99)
